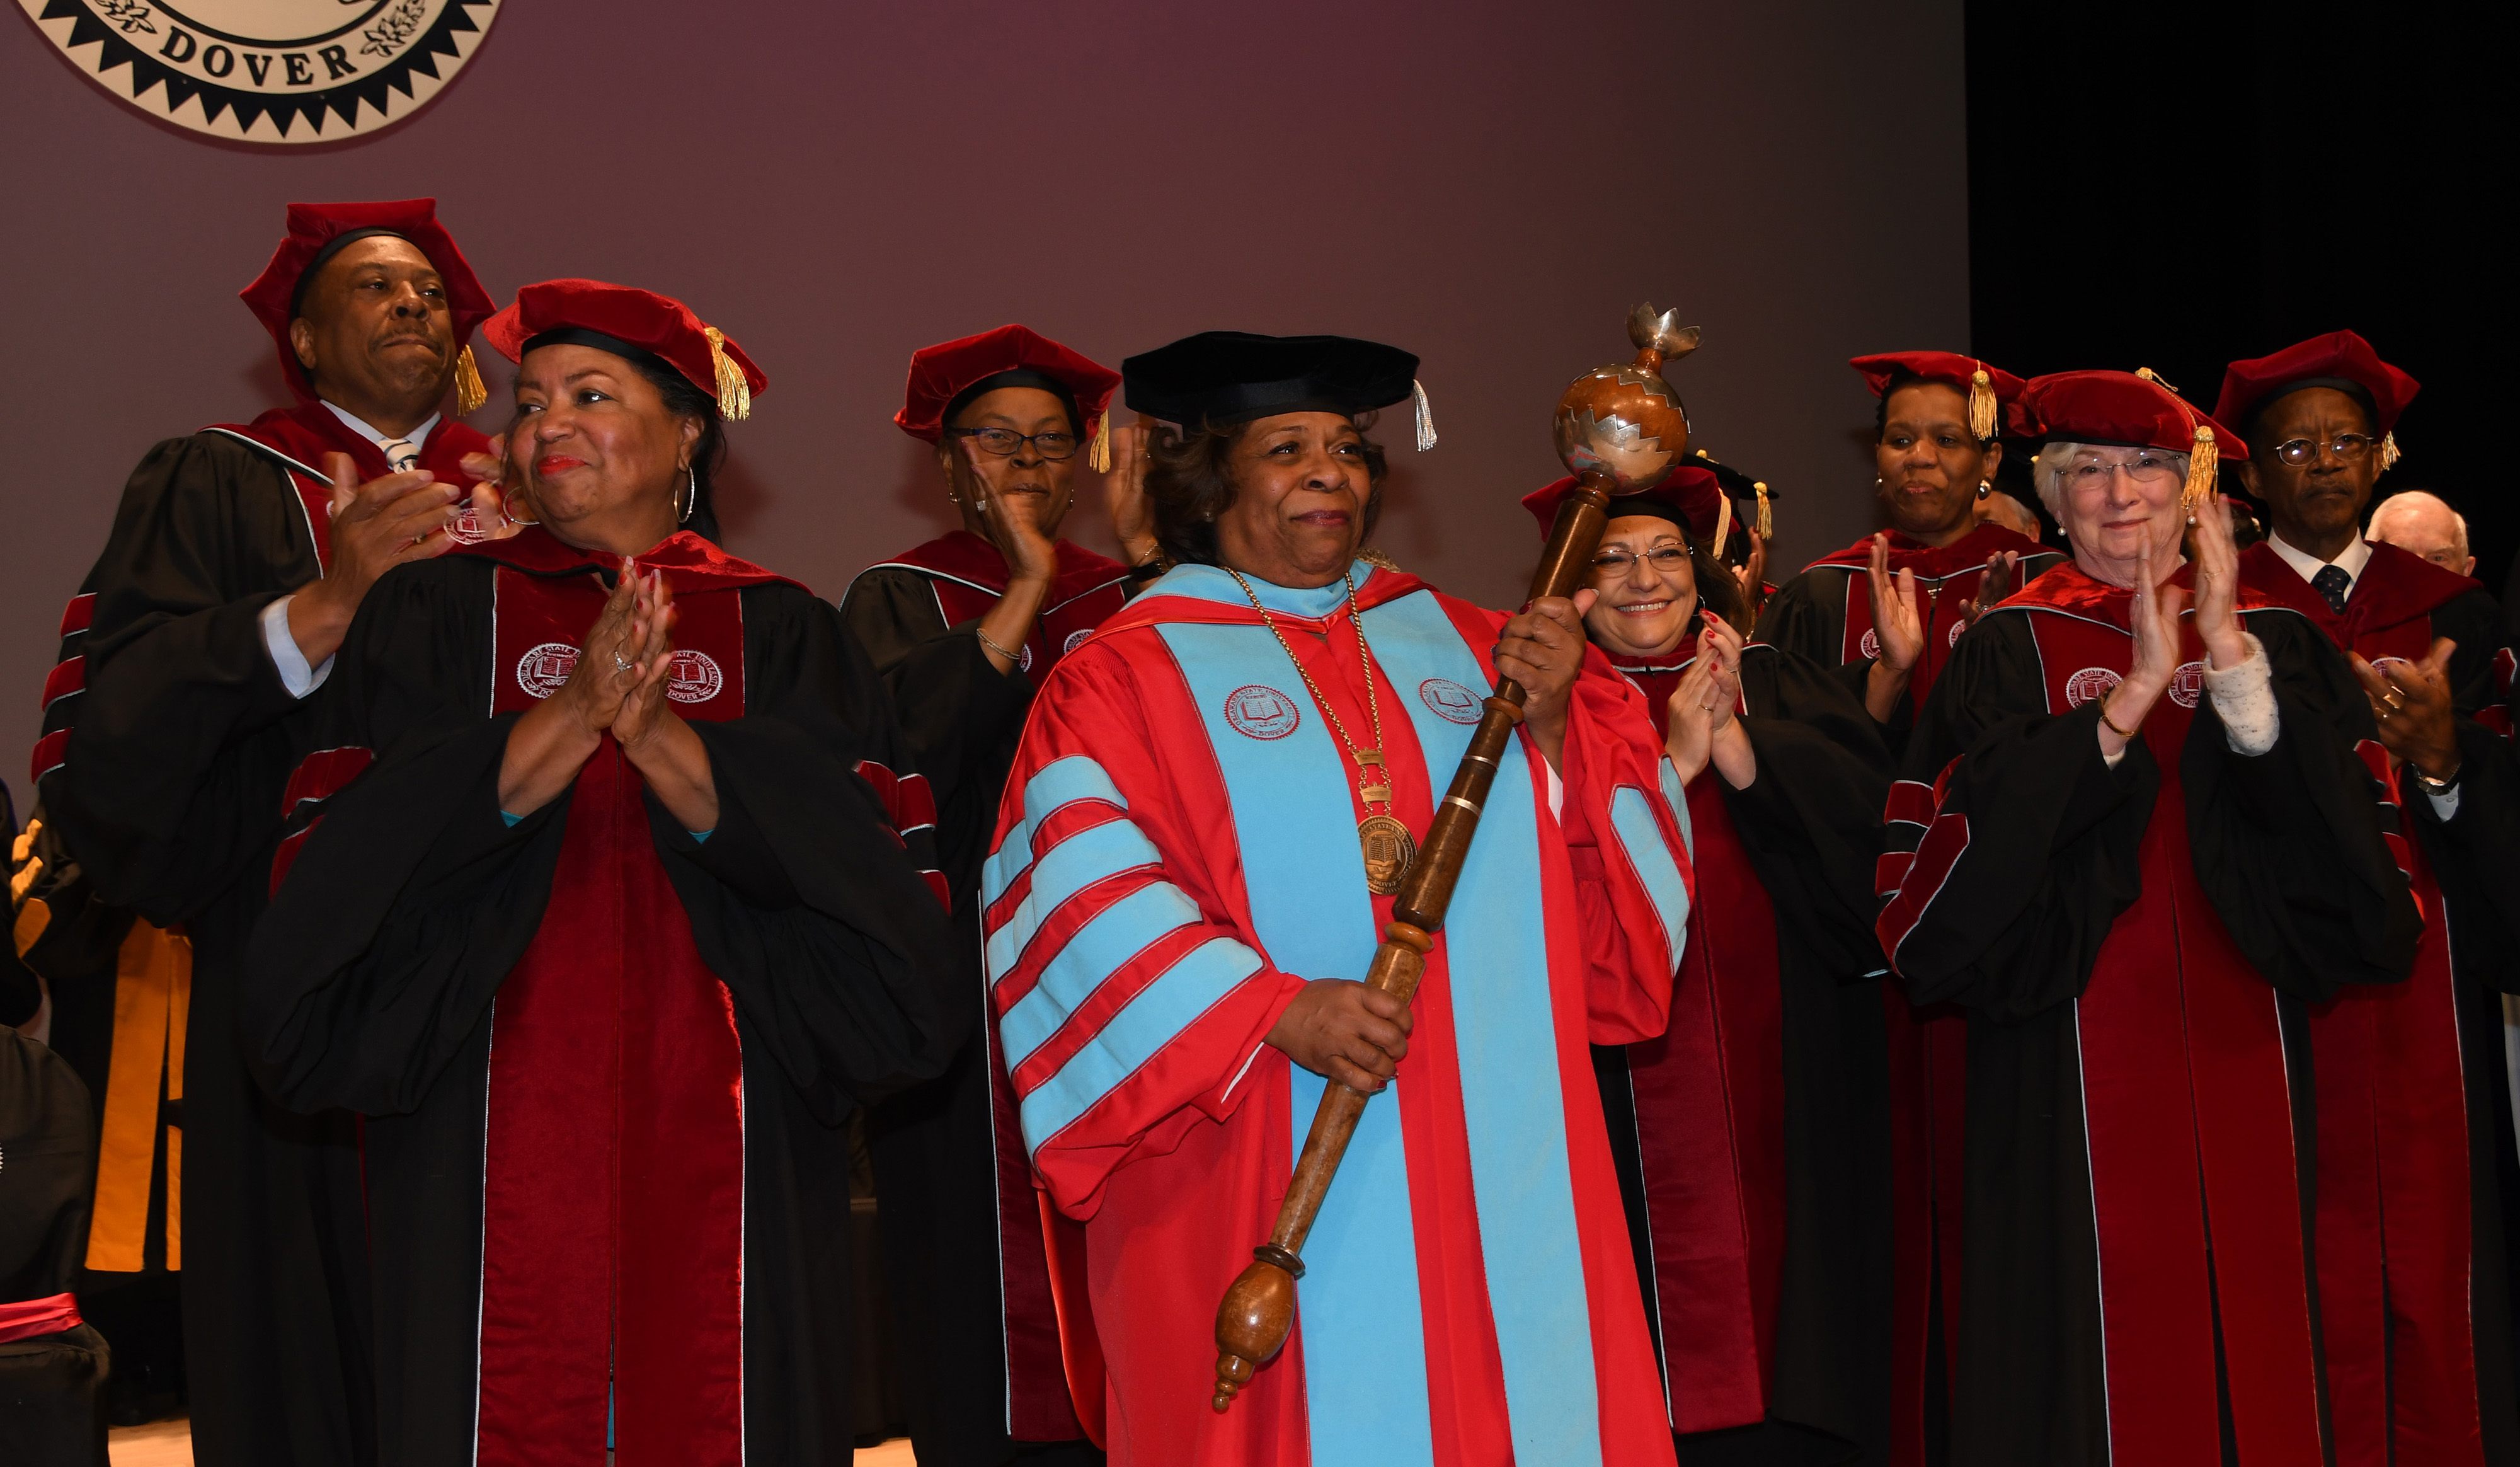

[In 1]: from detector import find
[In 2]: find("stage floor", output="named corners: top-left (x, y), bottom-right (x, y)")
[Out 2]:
top-left (107, 1420), bottom-right (922, 1464)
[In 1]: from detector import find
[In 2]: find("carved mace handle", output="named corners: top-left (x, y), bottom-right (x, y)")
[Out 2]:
top-left (1209, 470), bottom-right (1614, 1412)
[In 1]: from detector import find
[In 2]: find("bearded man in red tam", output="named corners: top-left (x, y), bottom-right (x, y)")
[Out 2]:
top-left (2218, 331), bottom-right (2519, 1464)
top-left (11, 198), bottom-right (502, 1467)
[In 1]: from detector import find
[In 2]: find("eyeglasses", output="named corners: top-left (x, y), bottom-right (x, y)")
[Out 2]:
top-left (1589, 546), bottom-right (1692, 577)
top-left (2065, 456), bottom-right (2179, 489)
top-left (2274, 433), bottom-right (2377, 466)
top-left (948, 426), bottom-right (1080, 461)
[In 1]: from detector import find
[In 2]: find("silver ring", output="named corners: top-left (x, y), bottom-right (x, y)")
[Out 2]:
top-left (612, 652), bottom-right (634, 676)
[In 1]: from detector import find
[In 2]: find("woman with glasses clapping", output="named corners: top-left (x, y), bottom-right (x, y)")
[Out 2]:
top-left (839, 325), bottom-right (1138, 1467)
top-left (1874, 367), bottom-right (2422, 1460)
top-left (1525, 465), bottom-right (1900, 1461)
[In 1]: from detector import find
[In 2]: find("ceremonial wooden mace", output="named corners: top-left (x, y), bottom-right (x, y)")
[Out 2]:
top-left (1210, 304), bottom-right (1704, 1411)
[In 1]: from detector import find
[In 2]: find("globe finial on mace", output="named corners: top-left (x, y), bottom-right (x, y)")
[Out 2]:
top-left (1208, 304), bottom-right (1701, 1413)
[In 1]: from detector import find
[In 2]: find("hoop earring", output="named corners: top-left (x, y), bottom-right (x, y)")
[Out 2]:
top-left (679, 466), bottom-right (697, 525)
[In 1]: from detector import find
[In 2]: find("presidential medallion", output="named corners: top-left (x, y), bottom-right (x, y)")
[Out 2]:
top-left (1358, 814), bottom-right (1416, 897)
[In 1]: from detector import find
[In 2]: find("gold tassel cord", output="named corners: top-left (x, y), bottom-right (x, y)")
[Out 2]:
top-left (2182, 425), bottom-right (2218, 509)
top-left (454, 345), bottom-right (488, 417)
top-left (1089, 412), bottom-right (1113, 474)
top-left (2380, 431), bottom-right (2402, 472)
top-left (1755, 482), bottom-right (1773, 544)
top-left (1709, 495), bottom-right (1732, 562)
top-left (704, 326), bottom-right (752, 422)
top-left (1969, 367), bottom-right (1997, 440)
top-left (2135, 365), bottom-right (2180, 394)
top-left (1412, 379), bottom-right (1438, 451)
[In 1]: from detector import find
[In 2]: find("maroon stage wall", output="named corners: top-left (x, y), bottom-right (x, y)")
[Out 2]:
top-left (1, 1), bottom-right (1966, 757)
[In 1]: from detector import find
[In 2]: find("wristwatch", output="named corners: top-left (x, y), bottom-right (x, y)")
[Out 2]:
top-left (2415, 762), bottom-right (2463, 794)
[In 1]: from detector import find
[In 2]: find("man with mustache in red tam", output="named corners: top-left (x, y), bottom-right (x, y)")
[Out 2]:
top-left (12, 199), bottom-right (503, 1467)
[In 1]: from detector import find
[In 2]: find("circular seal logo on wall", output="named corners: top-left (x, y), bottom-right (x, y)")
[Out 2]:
top-left (2063, 667), bottom-right (2122, 709)
top-left (18, 0), bottom-right (501, 145)
top-left (666, 650), bottom-right (723, 705)
top-left (1859, 627), bottom-right (1882, 660)
top-left (1222, 684), bottom-right (1301, 740)
top-left (516, 641), bottom-right (576, 699)
top-left (2167, 660), bottom-right (2207, 708)
top-left (1418, 677), bottom-right (1483, 725)
top-left (1062, 629), bottom-right (1092, 656)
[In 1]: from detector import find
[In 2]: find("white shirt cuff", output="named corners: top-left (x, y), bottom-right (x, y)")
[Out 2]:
top-left (261, 595), bottom-right (335, 698)
top-left (2204, 634), bottom-right (2278, 756)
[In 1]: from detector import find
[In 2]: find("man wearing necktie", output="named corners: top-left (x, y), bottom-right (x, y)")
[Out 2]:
top-left (2219, 331), bottom-right (2519, 1464)
top-left (9, 200), bottom-right (502, 1467)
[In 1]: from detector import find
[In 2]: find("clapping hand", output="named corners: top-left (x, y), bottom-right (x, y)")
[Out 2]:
top-left (1863, 533), bottom-right (1924, 722)
top-left (2352, 637), bottom-right (2461, 783)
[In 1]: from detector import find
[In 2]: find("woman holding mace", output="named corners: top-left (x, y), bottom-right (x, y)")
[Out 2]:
top-left (982, 330), bottom-right (1690, 1464)
top-left (1876, 368), bottom-right (2420, 1461)
top-left (1529, 465), bottom-right (1898, 1461)
top-left (243, 280), bottom-right (968, 1463)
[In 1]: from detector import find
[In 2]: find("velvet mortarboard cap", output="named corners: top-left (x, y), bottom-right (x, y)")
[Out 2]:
top-left (484, 279), bottom-right (766, 421)
top-left (239, 198), bottom-right (496, 410)
top-left (1121, 331), bottom-right (1435, 449)
top-left (2213, 331), bottom-right (2417, 469)
top-left (2019, 369), bottom-right (2245, 507)
top-left (896, 325), bottom-right (1123, 468)
top-left (1849, 350), bottom-right (2025, 440)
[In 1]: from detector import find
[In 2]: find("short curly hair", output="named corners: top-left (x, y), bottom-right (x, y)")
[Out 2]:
top-left (1146, 414), bottom-right (1389, 567)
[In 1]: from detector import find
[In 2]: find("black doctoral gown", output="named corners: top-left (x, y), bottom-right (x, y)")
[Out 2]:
top-left (30, 404), bottom-right (489, 1467)
top-left (837, 532), bottom-right (1129, 1466)
top-left (1591, 641), bottom-right (1897, 1466)
top-left (1879, 569), bottom-right (2421, 1465)
top-left (242, 532), bottom-right (966, 1467)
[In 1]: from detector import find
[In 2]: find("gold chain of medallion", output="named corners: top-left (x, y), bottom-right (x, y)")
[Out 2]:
top-left (1223, 567), bottom-right (1418, 895)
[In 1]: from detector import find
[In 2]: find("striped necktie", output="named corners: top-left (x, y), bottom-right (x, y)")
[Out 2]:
top-left (380, 437), bottom-right (419, 473)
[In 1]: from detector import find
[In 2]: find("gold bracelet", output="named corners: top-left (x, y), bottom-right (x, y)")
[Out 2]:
top-left (976, 626), bottom-right (1021, 663)
top-left (2096, 692), bottom-right (2139, 740)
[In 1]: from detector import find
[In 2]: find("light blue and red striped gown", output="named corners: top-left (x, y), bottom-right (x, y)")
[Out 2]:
top-left (981, 558), bottom-right (1697, 1466)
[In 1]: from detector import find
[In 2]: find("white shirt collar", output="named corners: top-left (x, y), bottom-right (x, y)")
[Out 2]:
top-left (321, 400), bottom-right (440, 453)
top-left (2267, 530), bottom-right (2371, 596)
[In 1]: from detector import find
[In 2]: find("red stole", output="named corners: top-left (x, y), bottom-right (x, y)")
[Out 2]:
top-left (1603, 645), bottom-right (1781, 1429)
top-left (869, 531), bottom-right (1129, 687)
top-left (2001, 565), bottom-right (2323, 1464)
top-left (466, 533), bottom-right (782, 1466)
top-left (2238, 539), bottom-right (2485, 1465)
top-left (206, 401), bottom-right (491, 573)
top-left (1806, 522), bottom-right (2049, 1458)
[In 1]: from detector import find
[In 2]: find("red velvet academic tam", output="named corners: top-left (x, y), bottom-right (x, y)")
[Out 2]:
top-left (894, 324), bottom-right (1121, 443)
top-left (1523, 464), bottom-right (1749, 546)
top-left (238, 198), bottom-right (496, 405)
top-left (1850, 350), bottom-right (2027, 442)
top-left (483, 279), bottom-right (767, 422)
top-left (2018, 369), bottom-right (2247, 459)
top-left (2212, 330), bottom-right (2420, 435)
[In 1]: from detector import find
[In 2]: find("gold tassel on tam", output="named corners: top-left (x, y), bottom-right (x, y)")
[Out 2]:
top-left (2135, 365), bottom-right (2180, 393)
top-left (1412, 379), bottom-right (1438, 451)
top-left (1754, 481), bottom-right (1773, 543)
top-left (1710, 495), bottom-right (1733, 562)
top-left (454, 345), bottom-right (488, 416)
top-left (2380, 431), bottom-right (2402, 471)
top-left (1969, 367), bottom-right (1997, 440)
top-left (2182, 424), bottom-right (2218, 508)
top-left (704, 326), bottom-right (752, 421)
top-left (1089, 413), bottom-right (1113, 474)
